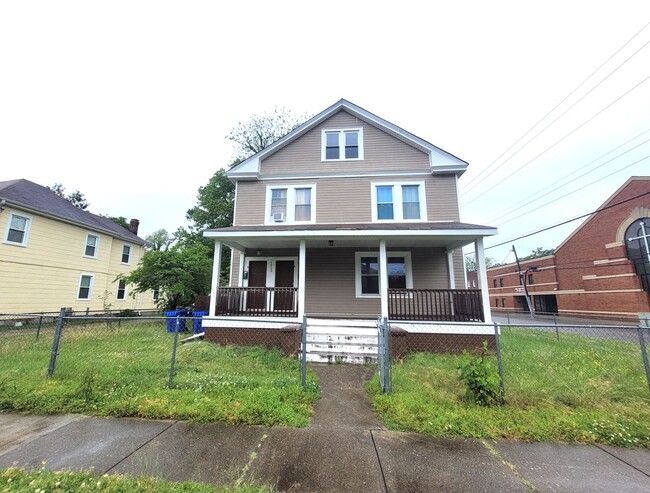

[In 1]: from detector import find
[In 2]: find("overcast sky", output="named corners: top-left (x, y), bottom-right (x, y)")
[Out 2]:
top-left (2, 1), bottom-right (649, 265)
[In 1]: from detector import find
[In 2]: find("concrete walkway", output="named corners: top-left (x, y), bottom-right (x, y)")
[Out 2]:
top-left (1, 364), bottom-right (650, 492)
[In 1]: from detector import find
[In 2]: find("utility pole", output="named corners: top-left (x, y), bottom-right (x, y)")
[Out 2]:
top-left (512, 245), bottom-right (534, 319)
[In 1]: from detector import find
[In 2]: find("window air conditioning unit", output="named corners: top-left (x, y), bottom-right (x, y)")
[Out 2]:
top-left (272, 212), bottom-right (286, 222)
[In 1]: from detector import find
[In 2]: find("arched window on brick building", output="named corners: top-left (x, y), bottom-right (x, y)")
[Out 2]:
top-left (625, 218), bottom-right (650, 292)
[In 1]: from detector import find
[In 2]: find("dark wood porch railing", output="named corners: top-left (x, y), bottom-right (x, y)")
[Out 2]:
top-left (388, 289), bottom-right (484, 322)
top-left (215, 287), bottom-right (298, 317)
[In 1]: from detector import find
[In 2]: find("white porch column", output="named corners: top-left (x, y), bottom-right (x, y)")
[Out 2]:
top-left (298, 239), bottom-right (306, 319)
top-left (474, 238), bottom-right (492, 323)
top-left (209, 241), bottom-right (222, 317)
top-left (447, 250), bottom-right (456, 289)
top-left (379, 239), bottom-right (389, 319)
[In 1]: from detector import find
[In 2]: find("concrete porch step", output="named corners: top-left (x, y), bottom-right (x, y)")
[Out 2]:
top-left (304, 318), bottom-right (380, 365)
top-left (305, 351), bottom-right (377, 365)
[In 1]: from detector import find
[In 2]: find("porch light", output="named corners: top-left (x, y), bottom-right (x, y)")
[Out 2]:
top-left (256, 250), bottom-right (262, 256)
top-left (329, 240), bottom-right (334, 247)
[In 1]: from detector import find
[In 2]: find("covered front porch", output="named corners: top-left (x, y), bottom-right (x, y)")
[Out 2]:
top-left (204, 223), bottom-right (496, 324)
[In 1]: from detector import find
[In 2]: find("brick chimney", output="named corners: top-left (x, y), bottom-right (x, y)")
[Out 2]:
top-left (128, 218), bottom-right (140, 235)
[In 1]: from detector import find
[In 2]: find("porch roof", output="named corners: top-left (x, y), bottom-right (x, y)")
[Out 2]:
top-left (203, 221), bottom-right (497, 251)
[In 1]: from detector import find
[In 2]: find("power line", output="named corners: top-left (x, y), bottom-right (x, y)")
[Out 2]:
top-left (487, 128), bottom-right (650, 223)
top-left (493, 154), bottom-right (650, 227)
top-left (463, 73), bottom-right (650, 207)
top-left (460, 22), bottom-right (650, 196)
top-left (485, 190), bottom-right (650, 250)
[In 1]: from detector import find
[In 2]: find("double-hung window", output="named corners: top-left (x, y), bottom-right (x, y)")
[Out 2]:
top-left (322, 128), bottom-right (363, 161)
top-left (78, 274), bottom-right (94, 300)
top-left (84, 233), bottom-right (99, 258)
top-left (372, 182), bottom-right (426, 222)
top-left (4, 213), bottom-right (31, 246)
top-left (116, 279), bottom-right (127, 300)
top-left (121, 244), bottom-right (132, 264)
top-left (355, 252), bottom-right (412, 297)
top-left (266, 185), bottom-right (315, 224)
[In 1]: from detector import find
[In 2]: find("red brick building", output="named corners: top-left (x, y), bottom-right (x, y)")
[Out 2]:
top-left (479, 176), bottom-right (650, 322)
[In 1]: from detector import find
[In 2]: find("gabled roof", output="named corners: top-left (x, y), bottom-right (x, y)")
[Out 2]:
top-left (0, 179), bottom-right (145, 245)
top-left (554, 176), bottom-right (650, 253)
top-left (228, 99), bottom-right (469, 180)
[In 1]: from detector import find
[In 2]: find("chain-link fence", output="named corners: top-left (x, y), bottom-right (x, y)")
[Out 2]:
top-left (0, 311), bottom-right (311, 420)
top-left (380, 318), bottom-right (650, 406)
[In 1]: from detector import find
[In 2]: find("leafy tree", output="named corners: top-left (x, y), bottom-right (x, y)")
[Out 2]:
top-left (185, 168), bottom-right (235, 234)
top-left (521, 247), bottom-right (554, 261)
top-left (227, 106), bottom-right (311, 162)
top-left (47, 183), bottom-right (89, 210)
top-left (119, 243), bottom-right (212, 310)
top-left (145, 228), bottom-right (174, 251)
top-left (465, 255), bottom-right (497, 272)
top-left (102, 215), bottom-right (130, 229)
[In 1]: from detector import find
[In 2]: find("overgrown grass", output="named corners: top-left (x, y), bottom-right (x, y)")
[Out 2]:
top-left (370, 326), bottom-right (650, 447)
top-left (0, 323), bottom-right (319, 427)
top-left (0, 467), bottom-right (275, 492)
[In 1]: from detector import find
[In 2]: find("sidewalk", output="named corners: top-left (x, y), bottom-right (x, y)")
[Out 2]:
top-left (1, 364), bottom-right (649, 492)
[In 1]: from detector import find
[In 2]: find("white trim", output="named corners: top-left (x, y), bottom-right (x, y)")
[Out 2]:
top-left (370, 180), bottom-right (428, 222)
top-left (264, 184), bottom-right (316, 225)
top-left (3, 212), bottom-right (32, 247)
top-left (298, 240), bottom-right (306, 318)
top-left (321, 127), bottom-right (364, 161)
top-left (83, 233), bottom-right (100, 258)
top-left (232, 181), bottom-right (238, 226)
top-left (205, 227), bottom-right (498, 239)
top-left (209, 241), bottom-right (222, 316)
top-left (354, 251), bottom-right (413, 298)
top-left (77, 273), bottom-right (95, 300)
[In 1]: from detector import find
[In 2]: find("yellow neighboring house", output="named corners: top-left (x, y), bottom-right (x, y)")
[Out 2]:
top-left (0, 178), bottom-right (157, 313)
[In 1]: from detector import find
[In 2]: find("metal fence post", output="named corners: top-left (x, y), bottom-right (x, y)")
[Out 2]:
top-left (36, 314), bottom-right (43, 341)
top-left (168, 316), bottom-right (181, 389)
top-left (638, 319), bottom-right (650, 395)
top-left (378, 317), bottom-right (391, 393)
top-left (384, 317), bottom-right (392, 393)
top-left (47, 308), bottom-right (66, 378)
top-left (301, 315), bottom-right (307, 391)
top-left (493, 322), bottom-right (506, 397)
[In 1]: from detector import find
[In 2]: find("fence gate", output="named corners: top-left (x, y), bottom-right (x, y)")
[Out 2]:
top-left (377, 317), bottom-right (392, 393)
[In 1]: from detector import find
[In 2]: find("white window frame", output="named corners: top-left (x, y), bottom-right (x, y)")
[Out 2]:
top-left (121, 244), bottom-right (132, 264)
top-left (116, 279), bottom-right (127, 300)
top-left (4, 212), bottom-right (32, 246)
top-left (354, 251), bottom-right (413, 298)
top-left (264, 184), bottom-right (316, 225)
top-left (84, 233), bottom-right (100, 258)
top-left (77, 273), bottom-right (95, 300)
top-left (371, 181), bottom-right (427, 222)
top-left (321, 128), bottom-right (364, 161)
top-left (152, 288), bottom-right (160, 301)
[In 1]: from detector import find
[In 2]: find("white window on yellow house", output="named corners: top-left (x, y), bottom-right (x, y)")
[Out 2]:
top-left (78, 274), bottom-right (94, 300)
top-left (116, 279), bottom-right (127, 300)
top-left (121, 244), bottom-right (132, 264)
top-left (84, 234), bottom-right (99, 258)
top-left (4, 213), bottom-right (31, 246)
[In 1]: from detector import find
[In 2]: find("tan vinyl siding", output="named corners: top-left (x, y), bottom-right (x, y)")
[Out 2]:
top-left (0, 207), bottom-right (155, 313)
top-left (260, 110), bottom-right (430, 176)
top-left (231, 250), bottom-right (241, 287)
top-left (233, 181), bottom-right (266, 226)
top-left (234, 175), bottom-right (459, 226)
top-left (305, 247), bottom-right (451, 317)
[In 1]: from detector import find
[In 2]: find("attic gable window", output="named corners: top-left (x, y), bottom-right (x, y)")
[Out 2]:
top-left (322, 128), bottom-right (363, 161)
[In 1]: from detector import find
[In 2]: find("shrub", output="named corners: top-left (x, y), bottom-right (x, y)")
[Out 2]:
top-left (457, 341), bottom-right (504, 406)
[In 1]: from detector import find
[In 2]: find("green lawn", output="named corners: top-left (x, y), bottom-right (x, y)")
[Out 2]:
top-left (0, 322), bottom-right (319, 427)
top-left (369, 326), bottom-right (650, 447)
top-left (0, 467), bottom-right (275, 493)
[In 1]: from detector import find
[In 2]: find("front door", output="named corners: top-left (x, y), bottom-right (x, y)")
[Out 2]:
top-left (247, 260), bottom-right (267, 310)
top-left (274, 260), bottom-right (295, 311)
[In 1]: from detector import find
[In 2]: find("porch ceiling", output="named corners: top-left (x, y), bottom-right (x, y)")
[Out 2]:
top-left (204, 222), bottom-right (497, 251)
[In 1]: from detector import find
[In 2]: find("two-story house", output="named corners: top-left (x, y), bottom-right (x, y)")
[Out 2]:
top-left (202, 100), bottom-right (497, 361)
top-left (0, 179), bottom-right (157, 313)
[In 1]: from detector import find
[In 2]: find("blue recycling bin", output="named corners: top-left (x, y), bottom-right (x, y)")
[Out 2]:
top-left (165, 310), bottom-right (188, 332)
top-left (192, 311), bottom-right (208, 334)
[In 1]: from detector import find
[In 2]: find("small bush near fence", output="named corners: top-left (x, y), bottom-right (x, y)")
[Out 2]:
top-left (0, 316), bottom-right (318, 427)
top-left (370, 324), bottom-right (650, 448)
